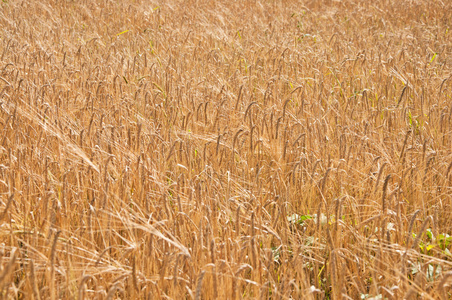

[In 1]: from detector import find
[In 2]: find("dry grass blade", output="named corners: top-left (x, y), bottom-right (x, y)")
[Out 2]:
top-left (0, 0), bottom-right (451, 298)
top-left (0, 193), bottom-right (14, 222)
top-left (0, 248), bottom-right (18, 288)
top-left (194, 271), bottom-right (206, 300)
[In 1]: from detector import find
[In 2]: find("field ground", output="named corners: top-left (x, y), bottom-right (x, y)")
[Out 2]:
top-left (1, 0), bottom-right (452, 298)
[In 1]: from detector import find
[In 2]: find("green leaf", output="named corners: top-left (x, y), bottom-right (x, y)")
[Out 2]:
top-left (116, 29), bottom-right (130, 36)
top-left (419, 243), bottom-right (425, 252)
top-left (426, 244), bottom-right (435, 251)
top-left (300, 214), bottom-right (313, 222)
top-left (437, 233), bottom-right (452, 249)
top-left (288, 214), bottom-right (313, 226)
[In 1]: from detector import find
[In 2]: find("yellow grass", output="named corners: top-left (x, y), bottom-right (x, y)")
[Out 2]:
top-left (0, 0), bottom-right (451, 298)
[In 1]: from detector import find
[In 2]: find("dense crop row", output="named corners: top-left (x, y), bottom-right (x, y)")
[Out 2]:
top-left (0, 0), bottom-right (451, 298)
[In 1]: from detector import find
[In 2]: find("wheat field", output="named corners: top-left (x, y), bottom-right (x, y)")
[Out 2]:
top-left (0, 0), bottom-right (451, 299)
